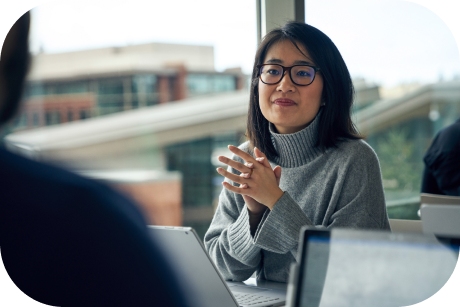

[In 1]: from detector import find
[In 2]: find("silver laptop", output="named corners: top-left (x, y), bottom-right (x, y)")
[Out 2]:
top-left (287, 227), bottom-right (459, 307)
top-left (149, 226), bottom-right (286, 307)
top-left (420, 193), bottom-right (460, 238)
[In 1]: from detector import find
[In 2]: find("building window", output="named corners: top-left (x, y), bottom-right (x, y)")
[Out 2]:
top-left (132, 74), bottom-right (158, 107)
top-left (33, 113), bottom-right (40, 127)
top-left (45, 110), bottom-right (60, 126)
top-left (67, 110), bottom-right (73, 122)
top-left (80, 110), bottom-right (89, 120)
top-left (187, 74), bottom-right (236, 97)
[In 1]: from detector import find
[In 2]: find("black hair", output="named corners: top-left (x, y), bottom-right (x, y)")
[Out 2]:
top-left (246, 21), bottom-right (362, 159)
top-left (0, 11), bottom-right (31, 125)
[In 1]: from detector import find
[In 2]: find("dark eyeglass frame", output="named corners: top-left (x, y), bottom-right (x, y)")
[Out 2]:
top-left (256, 64), bottom-right (321, 86)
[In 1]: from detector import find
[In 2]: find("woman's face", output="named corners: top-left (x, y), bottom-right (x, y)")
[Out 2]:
top-left (258, 40), bottom-right (323, 134)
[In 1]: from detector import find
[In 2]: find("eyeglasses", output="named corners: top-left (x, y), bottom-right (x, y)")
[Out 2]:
top-left (257, 64), bottom-right (320, 86)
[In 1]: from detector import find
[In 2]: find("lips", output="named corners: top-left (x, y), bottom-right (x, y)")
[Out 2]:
top-left (273, 98), bottom-right (296, 106)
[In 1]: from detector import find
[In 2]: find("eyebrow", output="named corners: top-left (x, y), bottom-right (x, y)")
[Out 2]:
top-left (265, 58), bottom-right (314, 66)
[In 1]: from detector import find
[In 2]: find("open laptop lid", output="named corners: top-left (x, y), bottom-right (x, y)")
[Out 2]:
top-left (288, 227), bottom-right (459, 307)
top-left (149, 226), bottom-right (238, 307)
top-left (149, 226), bottom-right (286, 307)
top-left (419, 193), bottom-right (460, 238)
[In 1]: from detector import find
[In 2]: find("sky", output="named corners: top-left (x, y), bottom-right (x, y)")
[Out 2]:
top-left (20, 0), bottom-right (460, 88)
top-left (1, 0), bottom-right (460, 306)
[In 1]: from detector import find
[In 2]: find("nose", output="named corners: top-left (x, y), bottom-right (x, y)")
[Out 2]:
top-left (276, 71), bottom-right (295, 93)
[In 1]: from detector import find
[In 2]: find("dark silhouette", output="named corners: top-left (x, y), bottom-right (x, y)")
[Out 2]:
top-left (0, 12), bottom-right (193, 306)
top-left (422, 119), bottom-right (460, 196)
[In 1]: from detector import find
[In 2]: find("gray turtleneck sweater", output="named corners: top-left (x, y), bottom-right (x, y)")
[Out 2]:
top-left (204, 115), bottom-right (390, 283)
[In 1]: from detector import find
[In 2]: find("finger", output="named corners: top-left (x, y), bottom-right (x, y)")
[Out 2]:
top-left (240, 172), bottom-right (251, 179)
top-left (254, 147), bottom-right (271, 168)
top-left (239, 183), bottom-right (248, 189)
top-left (218, 156), bottom-right (253, 174)
top-left (222, 181), bottom-right (249, 195)
top-left (274, 165), bottom-right (282, 185)
top-left (244, 162), bottom-right (254, 169)
top-left (216, 167), bottom-right (247, 185)
top-left (227, 145), bottom-right (256, 163)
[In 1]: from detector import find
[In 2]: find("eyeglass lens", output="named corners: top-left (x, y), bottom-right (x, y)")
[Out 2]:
top-left (259, 64), bottom-right (316, 85)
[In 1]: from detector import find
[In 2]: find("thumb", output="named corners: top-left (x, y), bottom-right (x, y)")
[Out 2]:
top-left (274, 165), bottom-right (282, 185)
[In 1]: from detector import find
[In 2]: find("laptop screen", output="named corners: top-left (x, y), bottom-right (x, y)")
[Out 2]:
top-left (295, 228), bottom-right (459, 307)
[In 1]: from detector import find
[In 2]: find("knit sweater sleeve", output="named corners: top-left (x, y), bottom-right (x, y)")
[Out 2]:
top-left (252, 140), bottom-right (390, 258)
top-left (203, 156), bottom-right (262, 281)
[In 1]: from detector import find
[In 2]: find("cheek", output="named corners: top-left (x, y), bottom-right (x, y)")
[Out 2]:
top-left (257, 83), bottom-right (270, 115)
top-left (257, 81), bottom-right (271, 105)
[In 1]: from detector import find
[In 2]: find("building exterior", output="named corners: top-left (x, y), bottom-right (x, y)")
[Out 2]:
top-left (12, 42), bottom-right (246, 131)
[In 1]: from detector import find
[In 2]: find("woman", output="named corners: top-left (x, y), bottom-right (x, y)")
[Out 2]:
top-left (204, 21), bottom-right (390, 283)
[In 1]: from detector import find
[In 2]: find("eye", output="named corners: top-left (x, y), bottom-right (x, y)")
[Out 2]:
top-left (296, 69), bottom-right (312, 78)
top-left (267, 69), bottom-right (281, 75)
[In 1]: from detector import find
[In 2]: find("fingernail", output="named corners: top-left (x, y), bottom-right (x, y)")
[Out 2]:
top-left (216, 167), bottom-right (222, 173)
top-left (256, 157), bottom-right (264, 162)
top-left (246, 162), bottom-right (254, 168)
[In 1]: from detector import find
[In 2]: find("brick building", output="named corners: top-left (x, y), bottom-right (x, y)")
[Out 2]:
top-left (13, 42), bottom-right (246, 131)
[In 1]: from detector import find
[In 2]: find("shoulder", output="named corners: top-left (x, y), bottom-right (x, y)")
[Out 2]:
top-left (0, 148), bottom-right (146, 225)
top-left (333, 139), bottom-right (379, 163)
top-left (0, 149), bottom-right (190, 306)
top-left (432, 120), bottom-right (460, 147)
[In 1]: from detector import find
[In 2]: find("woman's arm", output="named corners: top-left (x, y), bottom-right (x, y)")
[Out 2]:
top-left (211, 145), bottom-right (310, 262)
top-left (204, 144), bottom-right (287, 280)
top-left (203, 174), bottom-right (263, 281)
top-left (251, 141), bottom-right (390, 259)
top-left (209, 141), bottom-right (390, 266)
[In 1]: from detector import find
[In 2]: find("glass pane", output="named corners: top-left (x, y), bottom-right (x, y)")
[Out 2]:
top-left (2, 0), bottom-right (255, 238)
top-left (307, 0), bottom-right (460, 219)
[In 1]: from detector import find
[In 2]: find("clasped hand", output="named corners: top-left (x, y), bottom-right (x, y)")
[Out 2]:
top-left (216, 145), bottom-right (284, 213)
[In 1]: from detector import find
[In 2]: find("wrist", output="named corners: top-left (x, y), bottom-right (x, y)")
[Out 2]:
top-left (266, 189), bottom-right (284, 210)
top-left (247, 207), bottom-right (266, 216)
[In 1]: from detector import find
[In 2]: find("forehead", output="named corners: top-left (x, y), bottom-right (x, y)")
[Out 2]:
top-left (263, 39), bottom-right (313, 64)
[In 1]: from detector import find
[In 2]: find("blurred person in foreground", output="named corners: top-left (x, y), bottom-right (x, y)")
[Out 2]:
top-left (205, 21), bottom-right (390, 283)
top-left (0, 12), bottom-right (193, 307)
top-left (421, 118), bottom-right (460, 196)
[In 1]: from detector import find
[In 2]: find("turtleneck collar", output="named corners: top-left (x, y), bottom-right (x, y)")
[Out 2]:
top-left (269, 110), bottom-right (324, 168)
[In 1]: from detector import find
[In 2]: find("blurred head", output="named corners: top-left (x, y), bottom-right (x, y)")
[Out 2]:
top-left (0, 12), bottom-right (31, 126)
top-left (247, 21), bottom-right (361, 159)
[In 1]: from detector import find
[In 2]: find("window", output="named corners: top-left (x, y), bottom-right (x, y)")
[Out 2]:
top-left (307, 0), bottom-right (460, 219)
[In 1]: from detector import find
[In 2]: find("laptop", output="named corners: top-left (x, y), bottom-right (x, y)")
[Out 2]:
top-left (149, 226), bottom-right (286, 307)
top-left (287, 227), bottom-right (459, 307)
top-left (420, 193), bottom-right (460, 238)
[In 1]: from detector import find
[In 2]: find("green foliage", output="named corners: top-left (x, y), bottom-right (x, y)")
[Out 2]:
top-left (386, 204), bottom-right (420, 220)
top-left (375, 129), bottom-right (422, 193)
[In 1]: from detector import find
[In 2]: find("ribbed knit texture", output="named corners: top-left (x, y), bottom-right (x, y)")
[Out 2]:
top-left (269, 117), bottom-right (323, 168)
top-left (204, 113), bottom-right (390, 283)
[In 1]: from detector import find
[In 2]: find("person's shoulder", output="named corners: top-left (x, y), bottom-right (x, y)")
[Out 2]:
top-left (335, 138), bottom-right (378, 160)
top-left (0, 148), bottom-right (144, 222)
top-left (1, 147), bottom-right (98, 188)
top-left (436, 119), bottom-right (460, 140)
